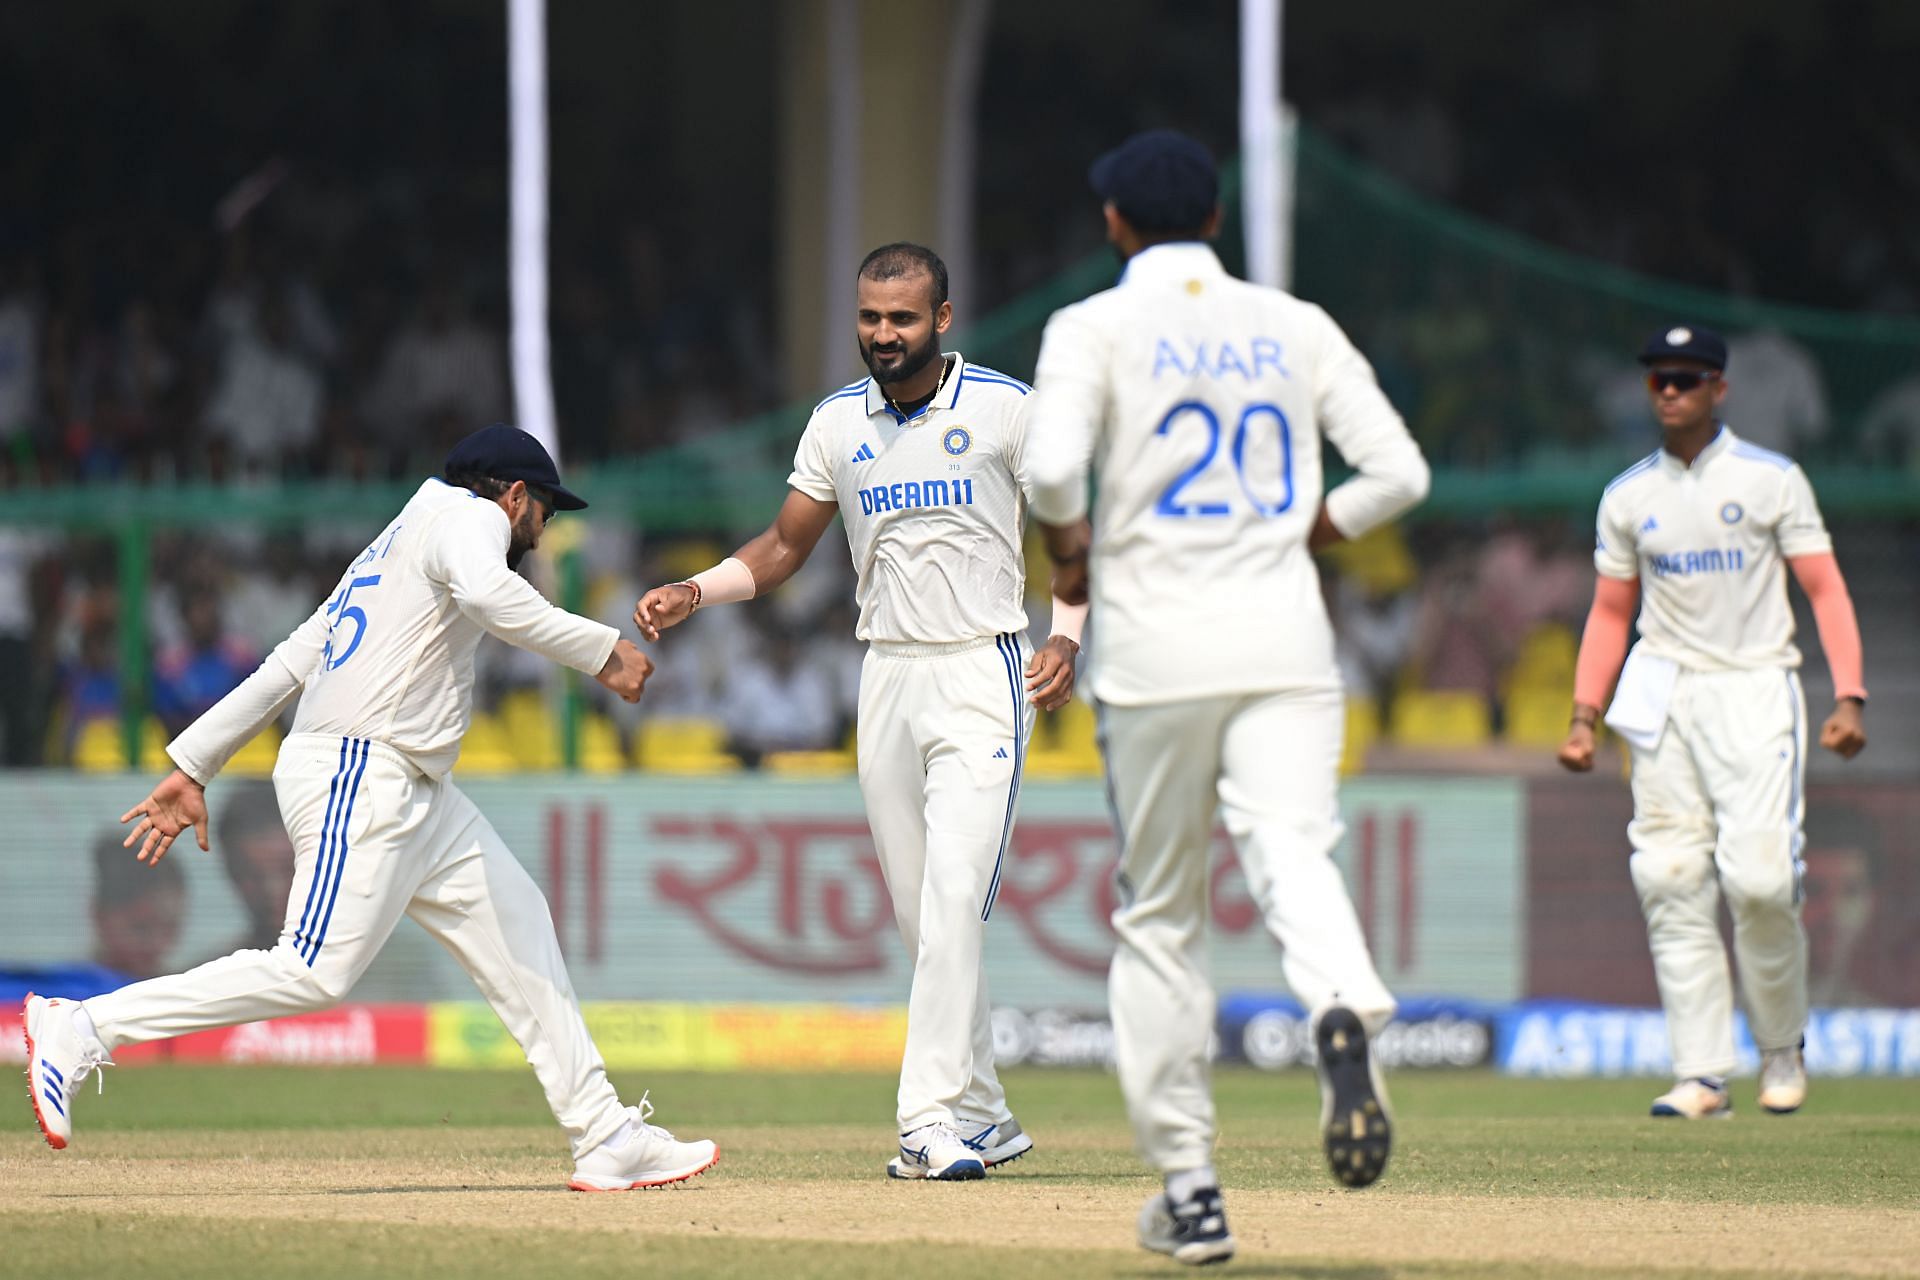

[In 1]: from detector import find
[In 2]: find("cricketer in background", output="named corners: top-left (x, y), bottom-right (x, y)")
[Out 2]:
top-left (636, 243), bottom-right (1088, 1183)
top-left (1025, 130), bottom-right (1429, 1265)
top-left (25, 425), bottom-right (718, 1192)
top-left (1558, 325), bottom-right (1867, 1120)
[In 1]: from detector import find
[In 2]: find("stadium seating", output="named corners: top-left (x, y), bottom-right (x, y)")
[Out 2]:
top-left (1024, 698), bottom-right (1103, 779)
top-left (1389, 688), bottom-right (1492, 747)
top-left (635, 717), bottom-right (740, 774)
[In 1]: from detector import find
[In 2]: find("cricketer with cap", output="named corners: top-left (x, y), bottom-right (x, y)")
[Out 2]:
top-left (1558, 325), bottom-right (1867, 1121)
top-left (1025, 129), bottom-right (1429, 1265)
top-left (25, 424), bottom-right (719, 1192)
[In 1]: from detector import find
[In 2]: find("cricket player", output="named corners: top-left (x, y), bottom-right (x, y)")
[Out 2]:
top-left (25, 425), bottom-right (718, 1192)
top-left (1024, 130), bottom-right (1429, 1264)
top-left (1558, 325), bottom-right (1868, 1119)
top-left (635, 243), bottom-right (1087, 1182)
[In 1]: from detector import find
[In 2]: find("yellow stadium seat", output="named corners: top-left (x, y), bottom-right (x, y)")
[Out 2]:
top-left (1390, 689), bottom-right (1491, 747)
top-left (499, 689), bottom-right (561, 769)
top-left (226, 723), bottom-right (283, 776)
top-left (763, 747), bottom-right (856, 776)
top-left (578, 713), bottom-right (627, 774)
top-left (636, 717), bottom-right (740, 775)
top-left (1503, 685), bottom-right (1574, 749)
top-left (1503, 623), bottom-right (1577, 701)
top-left (1341, 695), bottom-right (1380, 776)
top-left (459, 712), bottom-right (518, 774)
top-left (72, 717), bottom-right (129, 772)
top-left (137, 717), bottom-right (172, 770)
top-left (1024, 698), bottom-right (1104, 779)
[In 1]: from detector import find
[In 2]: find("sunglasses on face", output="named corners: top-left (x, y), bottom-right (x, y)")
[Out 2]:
top-left (1646, 369), bottom-right (1720, 393)
top-left (528, 486), bottom-right (556, 522)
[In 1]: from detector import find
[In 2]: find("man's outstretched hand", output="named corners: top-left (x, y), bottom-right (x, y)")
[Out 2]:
top-left (120, 769), bottom-right (210, 866)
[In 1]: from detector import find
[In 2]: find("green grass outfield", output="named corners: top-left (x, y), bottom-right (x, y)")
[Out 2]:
top-left (5, 1066), bottom-right (1919, 1279)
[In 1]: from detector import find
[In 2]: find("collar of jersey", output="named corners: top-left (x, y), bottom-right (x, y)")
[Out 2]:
top-left (1118, 241), bottom-right (1227, 288)
top-left (866, 352), bottom-right (967, 422)
top-left (1660, 423), bottom-right (1733, 474)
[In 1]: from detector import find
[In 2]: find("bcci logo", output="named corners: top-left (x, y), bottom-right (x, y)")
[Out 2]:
top-left (942, 427), bottom-right (972, 456)
top-left (1721, 502), bottom-right (1744, 524)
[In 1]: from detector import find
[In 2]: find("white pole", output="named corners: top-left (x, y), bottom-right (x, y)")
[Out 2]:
top-left (1239, 0), bottom-right (1288, 290)
top-left (821, 0), bottom-right (862, 390)
top-left (508, 0), bottom-right (560, 459)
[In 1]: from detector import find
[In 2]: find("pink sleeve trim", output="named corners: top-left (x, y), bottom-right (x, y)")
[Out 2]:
top-left (1573, 576), bottom-right (1639, 710)
top-left (1790, 553), bottom-right (1867, 700)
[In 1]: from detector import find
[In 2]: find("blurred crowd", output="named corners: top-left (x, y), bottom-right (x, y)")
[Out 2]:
top-left (0, 508), bottom-right (1610, 772)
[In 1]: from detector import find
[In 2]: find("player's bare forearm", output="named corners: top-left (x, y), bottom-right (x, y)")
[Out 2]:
top-left (635, 494), bottom-right (836, 640)
top-left (737, 490), bottom-right (839, 596)
top-left (119, 768), bottom-right (211, 865)
top-left (1025, 635), bottom-right (1080, 711)
top-left (1040, 519), bottom-right (1091, 606)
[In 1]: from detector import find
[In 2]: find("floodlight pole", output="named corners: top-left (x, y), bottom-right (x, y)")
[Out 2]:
top-left (509, 0), bottom-right (560, 459)
top-left (1240, 0), bottom-right (1293, 291)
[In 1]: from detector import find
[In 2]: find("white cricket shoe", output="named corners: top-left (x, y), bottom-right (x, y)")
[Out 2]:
top-left (23, 994), bottom-right (113, 1151)
top-left (1650, 1077), bottom-right (1733, 1119)
top-left (956, 1116), bottom-right (1034, 1169)
top-left (568, 1095), bottom-right (719, 1191)
top-left (1138, 1186), bottom-right (1236, 1266)
top-left (886, 1122), bottom-right (985, 1181)
top-left (1316, 1005), bottom-right (1392, 1188)
top-left (1758, 1048), bottom-right (1808, 1114)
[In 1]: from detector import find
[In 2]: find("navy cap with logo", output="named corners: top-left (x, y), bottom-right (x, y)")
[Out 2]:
top-left (1089, 129), bottom-right (1220, 234)
top-left (442, 423), bottom-right (589, 511)
top-left (1638, 324), bottom-right (1728, 371)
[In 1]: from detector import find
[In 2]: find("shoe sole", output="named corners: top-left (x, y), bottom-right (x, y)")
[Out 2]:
top-left (21, 993), bottom-right (68, 1152)
top-left (885, 1158), bottom-right (985, 1181)
top-left (1760, 1100), bottom-right (1803, 1115)
top-left (1141, 1237), bottom-right (1237, 1266)
top-left (1317, 1007), bottom-right (1389, 1188)
top-left (568, 1146), bottom-right (721, 1192)
top-left (982, 1133), bottom-right (1034, 1169)
top-left (1651, 1105), bottom-right (1733, 1118)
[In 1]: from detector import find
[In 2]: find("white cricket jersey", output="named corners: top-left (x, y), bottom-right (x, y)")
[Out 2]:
top-left (1594, 426), bottom-right (1832, 672)
top-left (1024, 243), bottom-right (1429, 706)
top-left (168, 479), bottom-right (618, 782)
top-left (788, 353), bottom-right (1034, 645)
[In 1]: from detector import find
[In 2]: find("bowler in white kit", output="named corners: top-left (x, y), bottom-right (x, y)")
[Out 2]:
top-left (636, 243), bottom-right (1087, 1182)
top-left (1025, 131), bottom-right (1429, 1265)
top-left (24, 425), bottom-right (718, 1192)
top-left (1558, 325), bottom-right (1868, 1120)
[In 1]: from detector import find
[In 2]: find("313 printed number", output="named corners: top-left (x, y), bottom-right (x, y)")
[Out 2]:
top-left (322, 574), bottom-right (381, 670)
top-left (1154, 400), bottom-right (1294, 518)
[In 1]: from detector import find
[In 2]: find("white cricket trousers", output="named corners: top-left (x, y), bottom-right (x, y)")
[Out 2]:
top-left (1627, 667), bottom-right (1809, 1079)
top-left (857, 633), bottom-right (1034, 1135)
top-left (85, 734), bottom-right (627, 1159)
top-left (1102, 686), bottom-right (1395, 1173)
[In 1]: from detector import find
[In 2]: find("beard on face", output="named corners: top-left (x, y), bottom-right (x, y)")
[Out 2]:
top-left (860, 328), bottom-right (940, 386)
top-left (505, 504), bottom-right (539, 571)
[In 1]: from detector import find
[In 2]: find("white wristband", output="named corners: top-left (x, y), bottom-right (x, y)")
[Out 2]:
top-left (1049, 596), bottom-right (1088, 645)
top-left (689, 556), bottom-right (757, 608)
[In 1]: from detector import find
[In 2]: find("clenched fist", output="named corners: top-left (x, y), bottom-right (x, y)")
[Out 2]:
top-left (595, 639), bottom-right (655, 703)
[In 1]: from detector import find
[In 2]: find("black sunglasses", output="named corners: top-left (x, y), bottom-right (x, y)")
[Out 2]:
top-left (1646, 369), bottom-right (1720, 393)
top-left (527, 485), bottom-right (557, 521)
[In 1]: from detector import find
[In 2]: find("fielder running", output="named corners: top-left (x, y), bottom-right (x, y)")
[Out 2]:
top-left (1558, 325), bottom-right (1867, 1119)
top-left (25, 425), bottom-right (719, 1192)
top-left (635, 243), bottom-right (1087, 1182)
top-left (1025, 130), bottom-right (1429, 1265)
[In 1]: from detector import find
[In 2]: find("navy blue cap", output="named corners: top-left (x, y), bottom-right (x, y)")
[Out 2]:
top-left (1090, 129), bottom-right (1220, 234)
top-left (1638, 324), bottom-right (1727, 371)
top-left (443, 424), bottom-right (588, 510)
